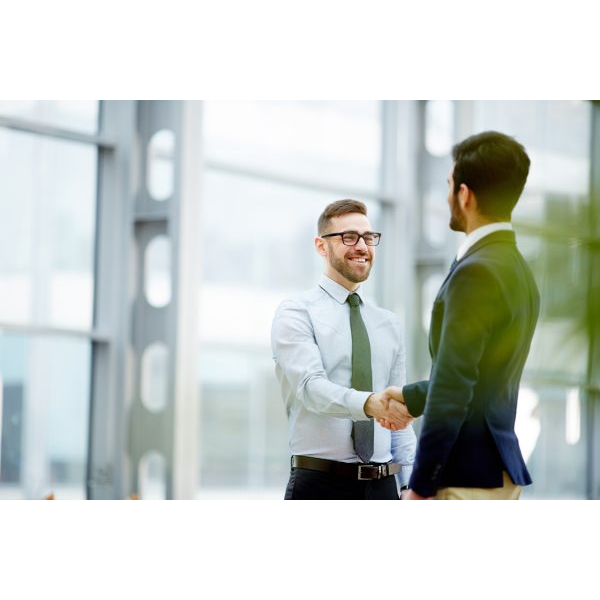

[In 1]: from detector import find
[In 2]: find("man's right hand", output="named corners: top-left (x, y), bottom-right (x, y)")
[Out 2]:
top-left (375, 386), bottom-right (416, 431)
top-left (364, 389), bottom-right (414, 429)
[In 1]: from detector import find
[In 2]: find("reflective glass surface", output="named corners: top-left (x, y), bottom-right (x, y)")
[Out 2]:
top-left (198, 349), bottom-right (288, 491)
top-left (0, 129), bottom-right (97, 329)
top-left (204, 101), bottom-right (382, 191)
top-left (0, 100), bottom-right (99, 134)
top-left (0, 332), bottom-right (90, 499)
top-left (199, 170), bottom-right (382, 348)
top-left (197, 170), bottom-right (384, 492)
top-left (473, 100), bottom-right (592, 232)
top-left (425, 100), bottom-right (454, 157)
top-left (518, 232), bottom-right (589, 384)
top-left (517, 383), bottom-right (587, 499)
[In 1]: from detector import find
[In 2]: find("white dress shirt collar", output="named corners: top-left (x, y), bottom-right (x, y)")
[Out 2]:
top-left (318, 274), bottom-right (361, 305)
top-left (456, 222), bottom-right (513, 261)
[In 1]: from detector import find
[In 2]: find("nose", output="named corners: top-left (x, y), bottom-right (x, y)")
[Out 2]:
top-left (355, 236), bottom-right (369, 251)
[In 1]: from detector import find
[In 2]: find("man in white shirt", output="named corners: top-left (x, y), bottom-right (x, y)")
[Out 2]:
top-left (271, 199), bottom-right (415, 500)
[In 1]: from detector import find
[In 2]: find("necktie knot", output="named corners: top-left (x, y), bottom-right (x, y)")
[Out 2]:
top-left (347, 293), bottom-right (361, 307)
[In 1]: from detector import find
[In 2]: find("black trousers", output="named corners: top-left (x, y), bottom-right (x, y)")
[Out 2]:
top-left (284, 468), bottom-right (400, 500)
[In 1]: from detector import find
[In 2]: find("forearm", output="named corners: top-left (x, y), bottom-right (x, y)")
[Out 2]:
top-left (409, 343), bottom-right (482, 495)
top-left (409, 406), bottom-right (468, 496)
top-left (301, 374), bottom-right (371, 421)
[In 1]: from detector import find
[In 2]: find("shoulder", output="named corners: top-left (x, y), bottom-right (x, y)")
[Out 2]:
top-left (447, 256), bottom-right (502, 305)
top-left (363, 300), bottom-right (404, 334)
top-left (455, 251), bottom-right (501, 279)
top-left (273, 287), bottom-right (327, 317)
top-left (362, 295), bottom-right (400, 320)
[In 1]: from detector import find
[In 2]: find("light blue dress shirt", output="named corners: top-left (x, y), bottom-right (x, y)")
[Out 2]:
top-left (271, 274), bottom-right (416, 487)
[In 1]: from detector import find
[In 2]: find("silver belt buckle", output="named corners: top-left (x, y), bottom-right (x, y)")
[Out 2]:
top-left (357, 464), bottom-right (381, 480)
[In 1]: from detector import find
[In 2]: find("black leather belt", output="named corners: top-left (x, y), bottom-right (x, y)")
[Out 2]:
top-left (291, 455), bottom-right (401, 480)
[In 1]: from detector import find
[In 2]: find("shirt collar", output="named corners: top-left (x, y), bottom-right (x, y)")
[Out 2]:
top-left (456, 222), bottom-right (513, 261)
top-left (318, 274), bottom-right (360, 305)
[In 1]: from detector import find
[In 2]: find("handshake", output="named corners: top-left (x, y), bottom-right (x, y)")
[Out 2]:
top-left (364, 386), bottom-right (414, 430)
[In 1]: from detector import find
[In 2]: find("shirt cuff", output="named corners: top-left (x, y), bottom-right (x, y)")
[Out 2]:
top-left (397, 466), bottom-right (413, 488)
top-left (348, 390), bottom-right (373, 421)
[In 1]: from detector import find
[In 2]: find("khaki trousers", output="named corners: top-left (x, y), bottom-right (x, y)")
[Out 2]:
top-left (434, 471), bottom-right (522, 500)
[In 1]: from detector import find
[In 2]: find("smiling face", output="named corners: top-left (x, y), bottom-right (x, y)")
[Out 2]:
top-left (316, 212), bottom-right (375, 290)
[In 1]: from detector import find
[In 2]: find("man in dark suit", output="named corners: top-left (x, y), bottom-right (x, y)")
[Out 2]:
top-left (378, 130), bottom-right (540, 499)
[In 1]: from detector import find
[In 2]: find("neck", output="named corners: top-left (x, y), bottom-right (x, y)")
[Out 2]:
top-left (325, 269), bottom-right (360, 292)
top-left (465, 216), bottom-right (509, 235)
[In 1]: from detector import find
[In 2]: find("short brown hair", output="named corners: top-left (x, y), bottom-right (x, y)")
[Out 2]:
top-left (317, 199), bottom-right (367, 235)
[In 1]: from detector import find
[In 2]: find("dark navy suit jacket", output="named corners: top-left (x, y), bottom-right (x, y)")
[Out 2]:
top-left (403, 230), bottom-right (540, 497)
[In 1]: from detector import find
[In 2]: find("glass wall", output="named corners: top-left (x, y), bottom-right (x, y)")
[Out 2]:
top-left (0, 333), bottom-right (91, 499)
top-left (0, 129), bottom-right (97, 329)
top-left (0, 101), bottom-right (99, 499)
top-left (413, 100), bottom-right (595, 497)
top-left (0, 101), bottom-right (99, 135)
top-left (197, 100), bottom-right (597, 499)
top-left (470, 101), bottom-right (592, 498)
top-left (197, 101), bottom-right (384, 497)
top-left (1, 100), bottom-right (596, 499)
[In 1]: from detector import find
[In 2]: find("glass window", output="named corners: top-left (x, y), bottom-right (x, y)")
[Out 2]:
top-left (473, 100), bottom-right (592, 232)
top-left (204, 101), bottom-right (382, 191)
top-left (0, 100), bottom-right (99, 134)
top-left (199, 170), bottom-right (382, 347)
top-left (0, 129), bottom-right (97, 329)
top-left (139, 451), bottom-right (167, 499)
top-left (147, 129), bottom-right (175, 201)
top-left (144, 235), bottom-right (172, 308)
top-left (197, 349), bottom-right (288, 495)
top-left (425, 100), bottom-right (454, 157)
top-left (517, 384), bottom-right (586, 499)
top-left (197, 166), bottom-right (385, 496)
top-left (0, 332), bottom-right (90, 499)
top-left (423, 185), bottom-right (450, 248)
top-left (518, 232), bottom-right (589, 383)
top-left (198, 349), bottom-right (252, 489)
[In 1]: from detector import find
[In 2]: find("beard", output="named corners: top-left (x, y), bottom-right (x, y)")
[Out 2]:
top-left (328, 251), bottom-right (373, 284)
top-left (449, 193), bottom-right (467, 232)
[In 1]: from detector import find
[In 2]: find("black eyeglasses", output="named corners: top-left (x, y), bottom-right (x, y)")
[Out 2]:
top-left (321, 230), bottom-right (381, 246)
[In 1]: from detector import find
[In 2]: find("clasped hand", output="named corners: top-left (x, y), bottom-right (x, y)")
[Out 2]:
top-left (364, 386), bottom-right (414, 430)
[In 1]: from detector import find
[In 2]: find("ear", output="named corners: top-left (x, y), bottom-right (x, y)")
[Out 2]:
top-left (458, 183), bottom-right (473, 210)
top-left (315, 236), bottom-right (327, 257)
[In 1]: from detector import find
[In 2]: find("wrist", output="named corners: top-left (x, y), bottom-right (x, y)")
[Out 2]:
top-left (363, 392), bottom-right (378, 419)
top-left (350, 390), bottom-right (373, 421)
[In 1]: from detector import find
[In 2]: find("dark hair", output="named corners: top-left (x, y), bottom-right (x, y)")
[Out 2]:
top-left (317, 199), bottom-right (368, 234)
top-left (452, 131), bottom-right (530, 220)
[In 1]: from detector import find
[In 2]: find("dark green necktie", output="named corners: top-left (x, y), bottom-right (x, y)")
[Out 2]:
top-left (347, 293), bottom-right (374, 463)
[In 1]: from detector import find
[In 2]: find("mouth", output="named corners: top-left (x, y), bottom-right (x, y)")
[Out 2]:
top-left (348, 256), bottom-right (369, 264)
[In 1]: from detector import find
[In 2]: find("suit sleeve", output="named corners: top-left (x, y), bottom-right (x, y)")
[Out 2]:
top-left (402, 380), bottom-right (429, 417)
top-left (409, 263), bottom-right (501, 497)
